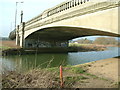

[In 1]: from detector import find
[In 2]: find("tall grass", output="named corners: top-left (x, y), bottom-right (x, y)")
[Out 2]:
top-left (2, 56), bottom-right (64, 88)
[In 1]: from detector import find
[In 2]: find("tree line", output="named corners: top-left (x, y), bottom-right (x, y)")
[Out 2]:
top-left (73, 37), bottom-right (119, 45)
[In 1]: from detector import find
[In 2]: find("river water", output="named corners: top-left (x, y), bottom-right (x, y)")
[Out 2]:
top-left (0, 47), bottom-right (119, 73)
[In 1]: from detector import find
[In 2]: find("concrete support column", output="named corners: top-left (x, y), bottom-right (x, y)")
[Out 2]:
top-left (20, 22), bottom-right (25, 47)
top-left (16, 25), bottom-right (20, 45)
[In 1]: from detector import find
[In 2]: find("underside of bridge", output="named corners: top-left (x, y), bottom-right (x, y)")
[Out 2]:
top-left (24, 26), bottom-right (119, 48)
top-left (26, 26), bottom-right (119, 40)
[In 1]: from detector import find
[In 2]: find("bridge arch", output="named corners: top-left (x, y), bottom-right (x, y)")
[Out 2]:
top-left (25, 25), bottom-right (119, 40)
top-left (23, 25), bottom-right (119, 48)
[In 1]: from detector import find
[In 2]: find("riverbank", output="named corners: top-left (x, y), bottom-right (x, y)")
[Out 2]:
top-left (0, 41), bottom-right (20, 50)
top-left (1, 47), bottom-right (77, 56)
top-left (69, 45), bottom-right (106, 52)
top-left (1, 41), bottom-right (107, 56)
top-left (2, 57), bottom-right (119, 88)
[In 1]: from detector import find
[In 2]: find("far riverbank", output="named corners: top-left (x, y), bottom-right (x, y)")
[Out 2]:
top-left (1, 41), bottom-right (108, 56)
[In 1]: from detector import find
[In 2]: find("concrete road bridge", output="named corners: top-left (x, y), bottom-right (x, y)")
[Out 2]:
top-left (9, 0), bottom-right (120, 48)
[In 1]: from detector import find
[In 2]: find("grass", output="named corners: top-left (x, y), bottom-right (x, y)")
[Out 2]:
top-left (85, 73), bottom-right (108, 81)
top-left (46, 67), bottom-right (58, 71)
top-left (45, 65), bottom-right (86, 74)
top-left (65, 76), bottom-right (88, 82)
top-left (46, 67), bottom-right (59, 75)
top-left (85, 73), bottom-right (98, 79)
top-left (0, 46), bottom-right (11, 50)
top-left (68, 67), bottom-right (86, 74)
top-left (65, 76), bottom-right (88, 86)
top-left (46, 66), bottom-right (86, 76)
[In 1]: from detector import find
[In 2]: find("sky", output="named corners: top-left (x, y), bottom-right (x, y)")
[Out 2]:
top-left (0, 0), bottom-right (119, 41)
top-left (0, 0), bottom-right (65, 37)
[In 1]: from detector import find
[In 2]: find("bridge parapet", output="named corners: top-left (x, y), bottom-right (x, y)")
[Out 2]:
top-left (25, 0), bottom-right (92, 27)
top-left (24, 0), bottom-right (119, 31)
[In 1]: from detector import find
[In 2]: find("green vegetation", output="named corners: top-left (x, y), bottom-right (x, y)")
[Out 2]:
top-left (46, 67), bottom-right (59, 75)
top-left (65, 76), bottom-right (88, 85)
top-left (0, 46), bottom-right (10, 50)
top-left (85, 73), bottom-right (108, 81)
top-left (85, 73), bottom-right (98, 79)
top-left (68, 67), bottom-right (86, 74)
top-left (65, 76), bottom-right (87, 81)
top-left (46, 67), bottom-right (58, 71)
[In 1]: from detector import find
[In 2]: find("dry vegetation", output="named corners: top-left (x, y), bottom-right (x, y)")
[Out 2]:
top-left (0, 41), bottom-right (20, 50)
top-left (69, 44), bottom-right (107, 51)
top-left (2, 63), bottom-right (118, 88)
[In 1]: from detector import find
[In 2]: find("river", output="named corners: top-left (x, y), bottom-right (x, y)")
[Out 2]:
top-left (0, 47), bottom-right (119, 73)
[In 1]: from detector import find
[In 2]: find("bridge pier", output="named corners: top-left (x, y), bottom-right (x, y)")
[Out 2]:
top-left (16, 25), bottom-right (20, 46)
top-left (20, 22), bottom-right (25, 47)
top-left (16, 22), bottom-right (25, 47)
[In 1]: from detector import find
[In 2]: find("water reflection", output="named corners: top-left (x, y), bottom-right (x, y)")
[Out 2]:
top-left (1, 47), bottom-right (119, 72)
top-left (1, 53), bottom-right (69, 72)
top-left (68, 47), bottom-right (119, 65)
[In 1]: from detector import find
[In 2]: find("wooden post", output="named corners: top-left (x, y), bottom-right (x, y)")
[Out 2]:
top-left (60, 65), bottom-right (64, 88)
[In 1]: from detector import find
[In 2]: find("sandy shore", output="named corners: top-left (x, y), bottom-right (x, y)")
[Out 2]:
top-left (75, 57), bottom-right (119, 82)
